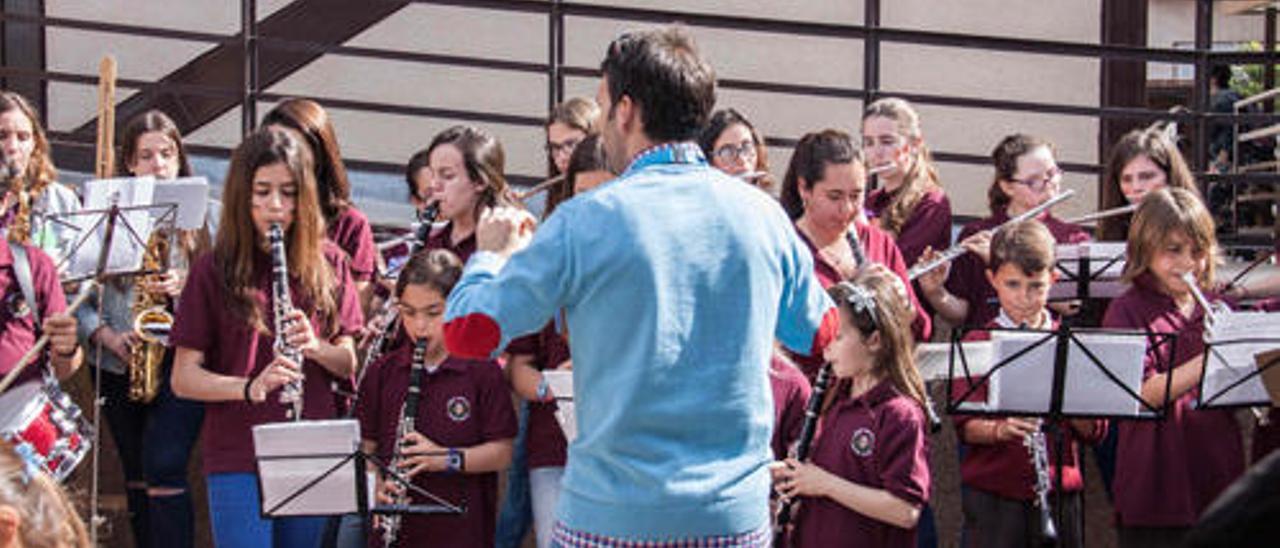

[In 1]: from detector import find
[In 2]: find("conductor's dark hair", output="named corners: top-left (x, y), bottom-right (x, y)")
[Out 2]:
top-left (600, 26), bottom-right (716, 142)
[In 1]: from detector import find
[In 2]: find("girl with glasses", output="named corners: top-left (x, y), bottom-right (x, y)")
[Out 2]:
top-left (698, 108), bottom-right (775, 192)
top-left (917, 134), bottom-right (1089, 329)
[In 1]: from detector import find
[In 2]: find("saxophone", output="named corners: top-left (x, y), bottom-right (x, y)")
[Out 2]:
top-left (128, 228), bottom-right (173, 403)
top-left (269, 222), bottom-right (305, 420)
top-left (382, 338), bottom-right (429, 548)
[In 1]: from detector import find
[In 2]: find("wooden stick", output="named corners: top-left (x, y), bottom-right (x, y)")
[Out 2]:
top-left (95, 56), bottom-right (117, 179)
top-left (0, 281), bottom-right (98, 394)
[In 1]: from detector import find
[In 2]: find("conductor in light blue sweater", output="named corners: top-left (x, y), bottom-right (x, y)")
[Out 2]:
top-left (442, 26), bottom-right (838, 547)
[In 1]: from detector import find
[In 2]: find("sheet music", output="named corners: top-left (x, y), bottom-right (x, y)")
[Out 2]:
top-left (543, 371), bottom-right (577, 442)
top-left (917, 341), bottom-right (992, 382)
top-left (1051, 242), bottom-right (1128, 300)
top-left (67, 176), bottom-right (156, 278)
top-left (1202, 311), bottom-right (1280, 407)
top-left (253, 419), bottom-right (362, 516)
top-left (152, 176), bottom-right (210, 229)
top-left (965, 331), bottom-right (1147, 416)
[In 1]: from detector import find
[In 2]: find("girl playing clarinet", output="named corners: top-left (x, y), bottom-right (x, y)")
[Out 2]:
top-left (359, 249), bottom-right (516, 547)
top-left (772, 265), bottom-right (931, 548)
top-left (170, 127), bottom-right (364, 547)
top-left (1102, 187), bottom-right (1244, 548)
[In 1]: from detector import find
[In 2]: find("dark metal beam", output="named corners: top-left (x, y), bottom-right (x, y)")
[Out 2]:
top-left (1099, 0), bottom-right (1148, 210)
top-left (1, 0), bottom-right (46, 117)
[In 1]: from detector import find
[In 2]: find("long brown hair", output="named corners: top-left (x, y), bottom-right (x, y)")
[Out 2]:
top-left (215, 127), bottom-right (337, 334)
top-left (1122, 187), bottom-right (1218, 290)
top-left (826, 265), bottom-right (929, 413)
top-left (1099, 127), bottom-right (1200, 241)
top-left (0, 92), bottom-right (57, 197)
top-left (261, 98), bottom-right (352, 224)
top-left (119, 109), bottom-right (210, 264)
top-left (0, 440), bottom-right (90, 547)
top-left (425, 125), bottom-right (513, 221)
top-left (862, 98), bottom-right (942, 236)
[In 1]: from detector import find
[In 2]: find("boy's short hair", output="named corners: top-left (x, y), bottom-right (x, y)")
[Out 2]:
top-left (396, 249), bottom-right (463, 297)
top-left (988, 220), bottom-right (1056, 276)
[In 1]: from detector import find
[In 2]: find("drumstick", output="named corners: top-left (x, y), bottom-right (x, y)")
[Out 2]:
top-left (0, 280), bottom-right (99, 394)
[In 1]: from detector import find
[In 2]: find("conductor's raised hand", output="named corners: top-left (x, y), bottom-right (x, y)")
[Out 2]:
top-left (477, 206), bottom-right (537, 260)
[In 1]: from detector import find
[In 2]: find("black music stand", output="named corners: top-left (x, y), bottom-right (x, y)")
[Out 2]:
top-left (1049, 242), bottom-right (1127, 306)
top-left (252, 420), bottom-right (463, 542)
top-left (1195, 310), bottom-right (1280, 410)
top-left (947, 323), bottom-right (1175, 545)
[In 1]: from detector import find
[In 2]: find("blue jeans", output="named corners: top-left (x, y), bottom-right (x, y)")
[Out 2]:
top-left (207, 472), bottom-right (327, 548)
top-left (495, 401), bottom-right (533, 547)
top-left (529, 466), bottom-right (564, 548)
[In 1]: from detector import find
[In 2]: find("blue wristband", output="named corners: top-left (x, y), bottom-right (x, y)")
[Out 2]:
top-left (446, 448), bottom-right (463, 473)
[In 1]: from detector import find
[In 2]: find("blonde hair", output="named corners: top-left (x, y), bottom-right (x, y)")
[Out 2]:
top-left (863, 97), bottom-right (942, 236)
top-left (0, 441), bottom-right (90, 548)
top-left (827, 265), bottom-right (928, 412)
top-left (1122, 187), bottom-right (1218, 289)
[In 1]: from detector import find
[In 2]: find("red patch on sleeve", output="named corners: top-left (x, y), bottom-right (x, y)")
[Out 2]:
top-left (810, 305), bottom-right (840, 357)
top-left (443, 313), bottom-right (502, 359)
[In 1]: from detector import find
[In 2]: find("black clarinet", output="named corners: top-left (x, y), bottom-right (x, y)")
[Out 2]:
top-left (774, 363), bottom-right (833, 544)
top-left (355, 202), bottom-right (439, 393)
top-left (382, 338), bottom-right (429, 547)
top-left (1024, 420), bottom-right (1058, 544)
top-left (268, 222), bottom-right (305, 421)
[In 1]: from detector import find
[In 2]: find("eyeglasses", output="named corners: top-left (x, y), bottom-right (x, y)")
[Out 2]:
top-left (545, 138), bottom-right (582, 157)
top-left (1012, 167), bottom-right (1062, 192)
top-left (714, 141), bottom-right (756, 162)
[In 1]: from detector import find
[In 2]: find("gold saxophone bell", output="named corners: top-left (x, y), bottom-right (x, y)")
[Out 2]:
top-left (128, 230), bottom-right (172, 403)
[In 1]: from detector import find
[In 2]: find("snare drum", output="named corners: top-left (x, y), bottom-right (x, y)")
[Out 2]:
top-left (0, 381), bottom-right (92, 481)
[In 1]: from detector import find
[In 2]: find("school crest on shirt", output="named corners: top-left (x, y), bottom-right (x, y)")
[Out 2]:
top-left (3, 292), bottom-right (30, 320)
top-left (446, 396), bottom-right (471, 422)
top-left (850, 427), bottom-right (875, 457)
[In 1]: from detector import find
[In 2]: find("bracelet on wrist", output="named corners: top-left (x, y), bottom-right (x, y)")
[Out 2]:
top-left (243, 376), bottom-right (256, 404)
top-left (445, 448), bottom-right (464, 474)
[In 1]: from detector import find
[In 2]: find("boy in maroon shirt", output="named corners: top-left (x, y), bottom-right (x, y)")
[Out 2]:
top-left (1102, 188), bottom-right (1244, 548)
top-left (952, 220), bottom-right (1104, 548)
top-left (359, 249), bottom-right (516, 547)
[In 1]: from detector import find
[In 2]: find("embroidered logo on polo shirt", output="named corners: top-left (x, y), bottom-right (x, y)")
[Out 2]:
top-left (446, 396), bottom-right (471, 422)
top-left (850, 427), bottom-right (875, 457)
top-left (3, 292), bottom-right (30, 320)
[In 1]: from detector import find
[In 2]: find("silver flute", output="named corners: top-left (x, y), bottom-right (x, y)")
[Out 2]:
top-left (1024, 420), bottom-right (1058, 543)
top-left (268, 222), bottom-right (305, 421)
top-left (908, 189), bottom-right (1076, 281)
top-left (1063, 203), bottom-right (1138, 225)
top-left (382, 338), bottom-right (429, 548)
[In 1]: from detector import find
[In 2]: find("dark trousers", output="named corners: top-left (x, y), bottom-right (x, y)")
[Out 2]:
top-left (1117, 526), bottom-right (1188, 548)
top-left (99, 362), bottom-right (204, 548)
top-left (961, 487), bottom-right (1084, 548)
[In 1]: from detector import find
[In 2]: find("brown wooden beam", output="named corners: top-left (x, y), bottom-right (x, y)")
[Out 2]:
top-left (55, 0), bottom-right (409, 172)
top-left (1100, 0), bottom-right (1149, 210)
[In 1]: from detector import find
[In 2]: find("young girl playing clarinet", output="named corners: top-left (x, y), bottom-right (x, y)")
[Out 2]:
top-left (423, 125), bottom-right (514, 264)
top-left (359, 249), bottom-right (516, 547)
top-left (953, 219), bottom-right (1105, 548)
top-left (1103, 187), bottom-right (1244, 548)
top-left (772, 265), bottom-right (931, 548)
top-left (170, 126), bottom-right (364, 547)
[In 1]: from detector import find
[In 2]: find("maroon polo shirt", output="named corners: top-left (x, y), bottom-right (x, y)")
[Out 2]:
top-left (424, 221), bottom-right (477, 265)
top-left (945, 212), bottom-right (1090, 329)
top-left (506, 322), bottom-right (570, 469)
top-left (356, 348), bottom-right (517, 547)
top-left (796, 222), bottom-right (932, 343)
top-left (770, 354), bottom-right (812, 461)
top-left (792, 380), bottom-right (930, 548)
top-left (0, 240), bottom-right (66, 387)
top-left (952, 320), bottom-right (1106, 501)
top-left (865, 187), bottom-right (951, 268)
top-left (1102, 273), bottom-right (1245, 527)
top-left (328, 206), bottom-right (377, 283)
top-left (170, 242), bottom-right (365, 475)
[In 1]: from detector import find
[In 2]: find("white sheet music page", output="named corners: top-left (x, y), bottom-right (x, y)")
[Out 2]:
top-left (1203, 310), bottom-right (1280, 407)
top-left (151, 176), bottom-right (210, 229)
top-left (543, 371), bottom-right (577, 442)
top-left (252, 419), bottom-right (361, 516)
top-left (1051, 242), bottom-right (1127, 300)
top-left (67, 176), bottom-right (156, 278)
top-left (1063, 333), bottom-right (1146, 416)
